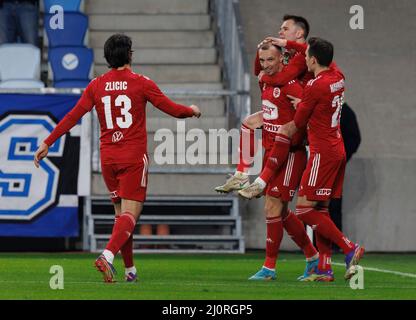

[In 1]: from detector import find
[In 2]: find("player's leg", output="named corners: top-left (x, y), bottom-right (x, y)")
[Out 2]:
top-left (295, 154), bottom-right (364, 280)
top-left (215, 111), bottom-right (262, 193)
top-left (113, 201), bottom-right (137, 282)
top-left (249, 195), bottom-right (284, 281)
top-left (273, 148), bottom-right (319, 279)
top-left (96, 160), bottom-right (148, 282)
top-left (100, 199), bottom-right (143, 280)
top-left (314, 205), bottom-right (334, 277)
top-left (239, 125), bottom-right (292, 199)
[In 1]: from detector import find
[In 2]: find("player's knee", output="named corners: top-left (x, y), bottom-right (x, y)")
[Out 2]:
top-left (264, 198), bottom-right (283, 218)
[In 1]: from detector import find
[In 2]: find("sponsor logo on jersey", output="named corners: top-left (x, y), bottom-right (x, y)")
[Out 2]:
top-left (271, 186), bottom-right (279, 193)
top-left (289, 190), bottom-right (295, 197)
top-left (262, 100), bottom-right (278, 120)
top-left (316, 188), bottom-right (332, 196)
top-left (112, 131), bottom-right (124, 143)
top-left (273, 87), bottom-right (281, 98)
top-left (266, 238), bottom-right (274, 244)
top-left (263, 122), bottom-right (281, 133)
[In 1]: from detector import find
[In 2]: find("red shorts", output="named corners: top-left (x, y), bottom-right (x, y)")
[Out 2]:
top-left (265, 147), bottom-right (307, 202)
top-left (101, 154), bottom-right (149, 203)
top-left (298, 152), bottom-right (346, 201)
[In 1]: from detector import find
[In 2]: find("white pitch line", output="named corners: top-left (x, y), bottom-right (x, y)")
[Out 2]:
top-left (332, 262), bottom-right (416, 279)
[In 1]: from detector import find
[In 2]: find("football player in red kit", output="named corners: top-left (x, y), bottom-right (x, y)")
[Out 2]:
top-left (215, 15), bottom-right (320, 280)
top-left (278, 37), bottom-right (364, 281)
top-left (34, 34), bottom-right (201, 283)
top-left (244, 43), bottom-right (319, 280)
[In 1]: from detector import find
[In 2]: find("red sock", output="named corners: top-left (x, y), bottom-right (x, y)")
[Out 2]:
top-left (236, 124), bottom-right (256, 173)
top-left (259, 133), bottom-right (290, 183)
top-left (316, 233), bottom-right (332, 271)
top-left (315, 207), bottom-right (332, 271)
top-left (296, 206), bottom-right (355, 254)
top-left (283, 210), bottom-right (318, 259)
top-left (106, 212), bottom-right (136, 256)
top-left (264, 216), bottom-right (283, 270)
top-left (121, 234), bottom-right (134, 268)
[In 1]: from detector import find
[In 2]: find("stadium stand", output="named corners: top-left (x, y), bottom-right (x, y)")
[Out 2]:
top-left (0, 44), bottom-right (45, 88)
top-left (43, 3), bottom-right (93, 88)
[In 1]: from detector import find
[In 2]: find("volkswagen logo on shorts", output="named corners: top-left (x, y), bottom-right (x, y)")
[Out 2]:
top-left (112, 131), bottom-right (124, 143)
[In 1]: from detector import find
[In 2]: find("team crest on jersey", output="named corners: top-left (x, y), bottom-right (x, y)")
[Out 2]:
top-left (273, 88), bottom-right (281, 98)
top-left (112, 131), bottom-right (124, 143)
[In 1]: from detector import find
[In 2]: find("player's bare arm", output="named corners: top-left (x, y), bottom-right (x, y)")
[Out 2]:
top-left (189, 104), bottom-right (202, 118)
top-left (34, 142), bottom-right (49, 168)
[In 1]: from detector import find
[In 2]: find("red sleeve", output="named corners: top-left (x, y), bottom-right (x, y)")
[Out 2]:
top-left (44, 103), bottom-right (89, 146)
top-left (285, 81), bottom-right (303, 100)
top-left (294, 83), bottom-right (320, 129)
top-left (254, 51), bottom-right (261, 76)
top-left (143, 78), bottom-right (194, 118)
top-left (286, 41), bottom-right (307, 55)
top-left (44, 81), bottom-right (96, 146)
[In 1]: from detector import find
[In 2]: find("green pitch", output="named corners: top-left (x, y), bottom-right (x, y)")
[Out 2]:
top-left (0, 252), bottom-right (415, 300)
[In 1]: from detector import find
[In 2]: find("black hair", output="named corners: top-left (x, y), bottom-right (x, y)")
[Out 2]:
top-left (307, 37), bottom-right (334, 67)
top-left (104, 34), bottom-right (133, 68)
top-left (283, 14), bottom-right (310, 39)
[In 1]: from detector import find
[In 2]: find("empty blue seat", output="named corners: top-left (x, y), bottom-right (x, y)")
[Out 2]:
top-left (43, 0), bottom-right (83, 13)
top-left (44, 12), bottom-right (88, 47)
top-left (54, 80), bottom-right (90, 88)
top-left (0, 44), bottom-right (45, 88)
top-left (48, 47), bottom-right (93, 85)
top-left (0, 80), bottom-right (45, 89)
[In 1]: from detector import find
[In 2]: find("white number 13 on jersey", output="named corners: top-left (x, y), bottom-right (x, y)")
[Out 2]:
top-left (102, 95), bottom-right (133, 129)
top-left (331, 93), bottom-right (344, 128)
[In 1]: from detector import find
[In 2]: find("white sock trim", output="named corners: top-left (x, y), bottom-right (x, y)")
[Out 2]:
top-left (306, 253), bottom-right (319, 262)
top-left (102, 250), bottom-right (114, 264)
top-left (125, 266), bottom-right (137, 275)
top-left (262, 266), bottom-right (275, 272)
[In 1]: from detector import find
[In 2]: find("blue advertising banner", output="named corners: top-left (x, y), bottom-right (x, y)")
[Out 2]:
top-left (0, 94), bottom-right (82, 237)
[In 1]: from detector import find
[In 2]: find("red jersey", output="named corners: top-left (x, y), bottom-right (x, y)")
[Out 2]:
top-left (294, 69), bottom-right (346, 158)
top-left (44, 68), bottom-right (194, 164)
top-left (261, 76), bottom-right (304, 150)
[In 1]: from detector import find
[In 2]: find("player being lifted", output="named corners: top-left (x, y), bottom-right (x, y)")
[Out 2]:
top-left (34, 34), bottom-right (201, 283)
top-left (216, 15), bottom-right (320, 280)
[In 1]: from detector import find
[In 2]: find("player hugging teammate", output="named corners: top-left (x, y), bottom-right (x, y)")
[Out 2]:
top-left (215, 15), bottom-right (364, 282)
